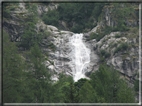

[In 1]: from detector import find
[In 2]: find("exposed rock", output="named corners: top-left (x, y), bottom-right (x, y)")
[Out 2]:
top-left (89, 28), bottom-right (139, 79)
top-left (37, 5), bottom-right (49, 16)
top-left (37, 3), bottom-right (58, 16)
top-left (35, 20), bottom-right (100, 79)
top-left (3, 20), bottom-right (24, 41)
top-left (48, 25), bottom-right (58, 31)
top-left (3, 2), bottom-right (140, 83)
top-left (35, 18), bottom-right (139, 81)
top-left (102, 4), bottom-right (138, 28)
top-left (89, 24), bottom-right (101, 33)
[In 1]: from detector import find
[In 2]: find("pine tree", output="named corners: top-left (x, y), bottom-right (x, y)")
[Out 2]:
top-left (24, 43), bottom-right (52, 103)
top-left (116, 80), bottom-right (135, 103)
top-left (3, 30), bottom-right (26, 102)
top-left (90, 64), bottom-right (135, 103)
top-left (78, 81), bottom-right (97, 103)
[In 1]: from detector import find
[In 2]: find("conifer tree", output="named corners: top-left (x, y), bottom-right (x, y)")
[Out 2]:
top-left (25, 43), bottom-right (52, 102)
top-left (78, 81), bottom-right (97, 103)
top-left (90, 64), bottom-right (135, 103)
top-left (3, 30), bottom-right (26, 102)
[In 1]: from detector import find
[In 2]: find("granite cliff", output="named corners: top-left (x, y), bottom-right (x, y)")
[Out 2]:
top-left (2, 2), bottom-right (140, 83)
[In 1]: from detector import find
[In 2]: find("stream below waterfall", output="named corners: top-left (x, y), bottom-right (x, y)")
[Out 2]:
top-left (69, 33), bottom-right (90, 82)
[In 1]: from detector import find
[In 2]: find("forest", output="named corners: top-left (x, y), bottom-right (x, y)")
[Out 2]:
top-left (3, 30), bottom-right (138, 103)
top-left (2, 2), bottom-right (140, 104)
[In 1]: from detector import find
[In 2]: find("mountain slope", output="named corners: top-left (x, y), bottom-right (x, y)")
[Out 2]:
top-left (2, 2), bottom-right (141, 103)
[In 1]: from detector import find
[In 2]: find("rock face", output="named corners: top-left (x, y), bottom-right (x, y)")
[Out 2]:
top-left (37, 3), bottom-right (58, 16)
top-left (37, 21), bottom-right (99, 80)
top-left (3, 2), bottom-right (140, 81)
top-left (86, 23), bottom-right (139, 80)
top-left (38, 20), bottom-right (139, 81)
top-left (101, 4), bottom-right (138, 28)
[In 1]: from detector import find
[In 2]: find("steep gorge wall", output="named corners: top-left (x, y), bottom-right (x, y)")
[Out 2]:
top-left (2, 2), bottom-right (140, 81)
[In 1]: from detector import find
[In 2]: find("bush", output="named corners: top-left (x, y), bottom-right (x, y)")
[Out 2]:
top-left (89, 32), bottom-right (98, 40)
top-left (114, 43), bottom-right (129, 54)
top-left (100, 49), bottom-right (111, 58)
top-left (112, 24), bottom-right (129, 32)
top-left (134, 80), bottom-right (139, 92)
top-left (115, 34), bottom-right (122, 38)
top-left (41, 3), bottom-right (105, 33)
top-left (99, 49), bottom-right (111, 62)
top-left (48, 43), bottom-right (56, 51)
top-left (71, 24), bottom-right (84, 33)
top-left (90, 64), bottom-right (135, 103)
top-left (3, 3), bottom-right (19, 19)
top-left (42, 10), bottom-right (59, 26)
top-left (89, 26), bottom-right (113, 41)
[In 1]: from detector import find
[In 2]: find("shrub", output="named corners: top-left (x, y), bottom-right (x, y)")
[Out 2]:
top-left (89, 26), bottom-right (113, 41)
top-left (90, 64), bottom-right (135, 103)
top-left (115, 34), bottom-right (122, 38)
top-left (41, 3), bottom-right (105, 33)
top-left (112, 24), bottom-right (129, 32)
top-left (42, 10), bottom-right (59, 26)
top-left (48, 43), bottom-right (56, 51)
top-left (114, 43), bottom-right (129, 54)
top-left (134, 79), bottom-right (139, 92)
top-left (99, 49), bottom-right (111, 62)
top-left (100, 49), bottom-right (111, 58)
top-left (89, 32), bottom-right (98, 40)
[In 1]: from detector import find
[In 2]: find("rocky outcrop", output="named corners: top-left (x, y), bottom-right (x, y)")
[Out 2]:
top-left (37, 21), bottom-right (99, 80)
top-left (3, 3), bottom-right (28, 42)
top-left (3, 20), bottom-right (23, 41)
top-left (37, 3), bottom-right (58, 16)
top-left (3, 3), bottom-right (58, 42)
top-left (86, 23), bottom-right (139, 80)
top-left (101, 3), bottom-right (138, 28)
top-left (3, 2), bottom-right (140, 82)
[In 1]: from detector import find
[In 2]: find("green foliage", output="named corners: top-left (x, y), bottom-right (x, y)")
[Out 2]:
top-left (53, 74), bottom-right (76, 103)
top-left (90, 64), bottom-right (135, 103)
top-left (19, 3), bottom-right (40, 50)
top-left (116, 80), bottom-right (135, 103)
top-left (20, 22), bottom-right (51, 50)
top-left (2, 3), bottom-right (18, 18)
top-left (111, 4), bottom-right (136, 32)
top-left (24, 43), bottom-right (52, 102)
top-left (89, 32), bottom-right (98, 40)
top-left (41, 3), bottom-right (105, 33)
top-left (99, 49), bottom-right (111, 63)
top-left (115, 34), bottom-right (122, 38)
top-left (48, 42), bottom-right (56, 51)
top-left (71, 24), bottom-right (84, 33)
top-left (88, 26), bottom-right (113, 41)
top-left (18, 2), bottom-right (52, 50)
top-left (3, 3), bottom-right (137, 103)
top-left (78, 81), bottom-right (97, 103)
top-left (112, 22), bottom-right (129, 32)
top-left (91, 3), bottom-right (104, 21)
top-left (114, 43), bottom-right (129, 54)
top-left (20, 26), bottom-right (36, 49)
top-left (3, 30), bottom-right (53, 103)
top-left (52, 64), bottom-right (135, 103)
top-left (74, 78), bottom-right (88, 90)
top-left (134, 80), bottom-right (139, 92)
top-left (3, 36), bottom-right (136, 103)
top-left (3, 30), bottom-right (26, 102)
top-left (90, 65), bottom-right (116, 102)
top-left (42, 9), bottom-right (59, 26)
top-left (100, 49), bottom-right (111, 58)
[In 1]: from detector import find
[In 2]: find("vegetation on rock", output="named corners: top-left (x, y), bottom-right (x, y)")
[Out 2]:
top-left (2, 2), bottom-right (139, 103)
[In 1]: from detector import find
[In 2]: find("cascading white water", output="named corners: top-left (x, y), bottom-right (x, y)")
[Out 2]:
top-left (70, 33), bottom-right (90, 82)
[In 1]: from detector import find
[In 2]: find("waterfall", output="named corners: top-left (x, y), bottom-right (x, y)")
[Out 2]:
top-left (70, 33), bottom-right (90, 82)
